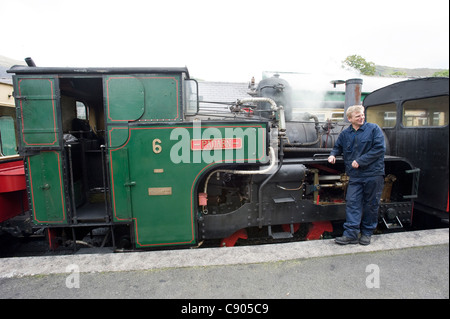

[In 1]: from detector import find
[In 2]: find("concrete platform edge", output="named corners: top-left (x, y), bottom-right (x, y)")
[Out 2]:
top-left (1, 228), bottom-right (448, 278)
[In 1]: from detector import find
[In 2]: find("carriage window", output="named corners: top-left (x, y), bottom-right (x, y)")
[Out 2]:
top-left (402, 96), bottom-right (449, 127)
top-left (331, 112), bottom-right (344, 122)
top-left (366, 103), bottom-right (397, 128)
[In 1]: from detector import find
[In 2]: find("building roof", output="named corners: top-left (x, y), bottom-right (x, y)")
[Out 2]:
top-left (198, 81), bottom-right (250, 103)
top-left (0, 78), bottom-right (12, 85)
top-left (197, 81), bottom-right (252, 114)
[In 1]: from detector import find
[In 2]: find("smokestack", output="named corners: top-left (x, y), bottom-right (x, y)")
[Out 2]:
top-left (344, 78), bottom-right (363, 122)
top-left (25, 57), bottom-right (36, 67)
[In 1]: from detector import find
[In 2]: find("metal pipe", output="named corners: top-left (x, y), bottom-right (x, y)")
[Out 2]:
top-left (25, 57), bottom-right (36, 67)
top-left (236, 97), bottom-right (286, 132)
top-left (258, 139), bottom-right (284, 228)
top-left (203, 146), bottom-right (277, 194)
top-left (344, 78), bottom-right (363, 122)
top-left (282, 147), bottom-right (333, 152)
top-left (238, 97), bottom-right (279, 111)
top-left (67, 145), bottom-right (77, 224)
top-left (100, 144), bottom-right (109, 221)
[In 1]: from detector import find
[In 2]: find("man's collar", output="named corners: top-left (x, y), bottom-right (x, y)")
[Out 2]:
top-left (350, 122), bottom-right (366, 132)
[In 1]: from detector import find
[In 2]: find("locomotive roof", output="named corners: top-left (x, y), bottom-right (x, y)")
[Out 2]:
top-left (7, 65), bottom-right (190, 77)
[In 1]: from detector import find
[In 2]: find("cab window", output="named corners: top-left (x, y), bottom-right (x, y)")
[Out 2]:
top-left (402, 96), bottom-right (449, 127)
top-left (366, 103), bottom-right (397, 128)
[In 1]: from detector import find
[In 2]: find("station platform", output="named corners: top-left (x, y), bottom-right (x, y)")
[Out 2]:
top-left (0, 228), bottom-right (448, 300)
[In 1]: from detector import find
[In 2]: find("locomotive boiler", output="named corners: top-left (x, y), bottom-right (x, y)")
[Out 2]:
top-left (3, 60), bottom-right (420, 251)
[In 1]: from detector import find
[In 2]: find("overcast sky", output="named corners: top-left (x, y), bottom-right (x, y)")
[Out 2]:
top-left (2, 0), bottom-right (449, 82)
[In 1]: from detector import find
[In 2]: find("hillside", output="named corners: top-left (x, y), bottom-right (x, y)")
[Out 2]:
top-left (375, 65), bottom-right (446, 77)
top-left (0, 55), bottom-right (26, 78)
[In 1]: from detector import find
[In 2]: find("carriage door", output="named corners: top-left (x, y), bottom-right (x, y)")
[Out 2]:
top-left (15, 76), bottom-right (67, 224)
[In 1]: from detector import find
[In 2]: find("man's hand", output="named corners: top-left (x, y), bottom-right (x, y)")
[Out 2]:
top-left (328, 155), bottom-right (336, 164)
top-left (352, 160), bottom-right (359, 168)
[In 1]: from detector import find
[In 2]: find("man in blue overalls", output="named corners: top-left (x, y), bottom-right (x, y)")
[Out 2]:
top-left (328, 105), bottom-right (385, 245)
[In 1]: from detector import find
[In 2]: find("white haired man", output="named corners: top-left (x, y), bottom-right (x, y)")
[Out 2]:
top-left (328, 105), bottom-right (385, 245)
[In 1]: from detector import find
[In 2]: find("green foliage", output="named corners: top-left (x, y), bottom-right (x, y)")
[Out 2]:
top-left (432, 69), bottom-right (449, 77)
top-left (390, 71), bottom-right (407, 76)
top-left (342, 55), bottom-right (376, 76)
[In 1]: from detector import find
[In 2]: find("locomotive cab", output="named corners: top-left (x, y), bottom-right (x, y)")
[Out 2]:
top-left (8, 65), bottom-right (204, 249)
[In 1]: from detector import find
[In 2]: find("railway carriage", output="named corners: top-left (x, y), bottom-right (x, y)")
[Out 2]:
top-left (363, 77), bottom-right (449, 226)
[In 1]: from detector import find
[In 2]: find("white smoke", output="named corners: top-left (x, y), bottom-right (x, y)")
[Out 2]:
top-left (264, 58), bottom-right (409, 122)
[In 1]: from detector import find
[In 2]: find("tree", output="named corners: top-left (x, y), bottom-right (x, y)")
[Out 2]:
top-left (390, 71), bottom-right (407, 76)
top-left (342, 55), bottom-right (376, 76)
top-left (432, 70), bottom-right (449, 77)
